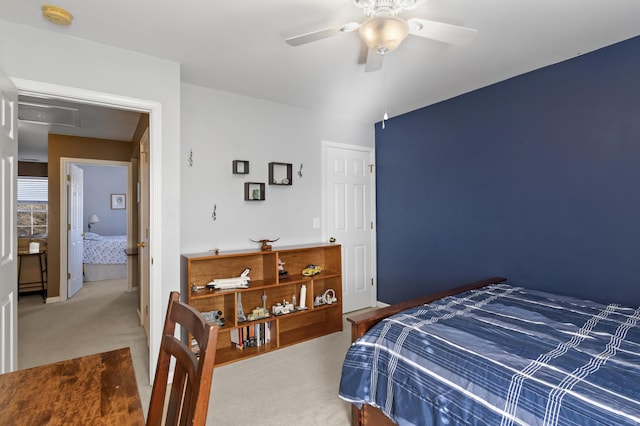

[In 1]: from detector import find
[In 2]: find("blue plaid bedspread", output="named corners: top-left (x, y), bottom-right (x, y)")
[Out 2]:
top-left (339, 283), bottom-right (640, 425)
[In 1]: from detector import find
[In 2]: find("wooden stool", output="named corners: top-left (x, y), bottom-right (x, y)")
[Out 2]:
top-left (17, 250), bottom-right (47, 302)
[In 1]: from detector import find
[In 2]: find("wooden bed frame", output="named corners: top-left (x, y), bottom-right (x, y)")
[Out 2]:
top-left (345, 276), bottom-right (507, 426)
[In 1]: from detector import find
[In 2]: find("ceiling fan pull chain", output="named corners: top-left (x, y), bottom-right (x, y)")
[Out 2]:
top-left (382, 71), bottom-right (388, 129)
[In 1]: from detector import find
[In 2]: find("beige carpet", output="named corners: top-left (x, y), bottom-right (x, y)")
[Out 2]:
top-left (18, 279), bottom-right (356, 425)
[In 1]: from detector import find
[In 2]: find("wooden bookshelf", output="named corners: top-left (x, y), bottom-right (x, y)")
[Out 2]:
top-left (181, 243), bottom-right (343, 366)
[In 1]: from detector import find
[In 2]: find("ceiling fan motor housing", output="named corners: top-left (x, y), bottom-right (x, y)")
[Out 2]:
top-left (355, 0), bottom-right (424, 16)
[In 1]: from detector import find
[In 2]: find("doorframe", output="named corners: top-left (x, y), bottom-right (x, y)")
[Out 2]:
top-left (321, 141), bottom-right (378, 310)
top-left (12, 78), bottom-right (162, 383)
top-left (60, 159), bottom-right (133, 300)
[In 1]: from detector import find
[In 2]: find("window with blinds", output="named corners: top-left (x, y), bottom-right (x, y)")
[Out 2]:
top-left (17, 177), bottom-right (48, 237)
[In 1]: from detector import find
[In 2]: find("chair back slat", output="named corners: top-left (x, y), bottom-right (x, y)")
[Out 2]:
top-left (147, 292), bottom-right (219, 426)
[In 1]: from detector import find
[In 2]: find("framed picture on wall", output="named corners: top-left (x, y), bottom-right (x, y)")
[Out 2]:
top-left (111, 193), bottom-right (126, 210)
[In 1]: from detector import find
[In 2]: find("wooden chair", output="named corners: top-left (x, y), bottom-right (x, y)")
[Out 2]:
top-left (147, 292), bottom-right (219, 426)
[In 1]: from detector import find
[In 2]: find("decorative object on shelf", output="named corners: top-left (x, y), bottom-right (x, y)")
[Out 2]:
top-left (268, 162), bottom-right (293, 185)
top-left (302, 264), bottom-right (322, 276)
top-left (272, 300), bottom-right (295, 315)
top-left (250, 237), bottom-right (280, 251)
top-left (237, 293), bottom-right (247, 322)
top-left (206, 268), bottom-right (251, 290)
top-left (202, 310), bottom-right (225, 327)
top-left (244, 182), bottom-right (265, 201)
top-left (111, 193), bottom-right (126, 210)
top-left (298, 163), bottom-right (303, 178)
top-left (262, 291), bottom-right (267, 310)
top-left (314, 288), bottom-right (337, 306)
top-left (188, 149), bottom-right (193, 167)
top-left (299, 284), bottom-right (307, 309)
top-left (247, 306), bottom-right (270, 321)
top-left (87, 213), bottom-right (100, 231)
top-left (278, 258), bottom-right (288, 276)
top-left (232, 160), bottom-right (249, 174)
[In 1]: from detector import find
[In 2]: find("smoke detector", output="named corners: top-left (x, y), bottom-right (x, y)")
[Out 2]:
top-left (42, 5), bottom-right (73, 26)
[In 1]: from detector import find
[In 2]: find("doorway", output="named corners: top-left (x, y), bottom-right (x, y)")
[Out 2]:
top-left (14, 79), bottom-right (161, 383)
top-left (62, 160), bottom-right (132, 299)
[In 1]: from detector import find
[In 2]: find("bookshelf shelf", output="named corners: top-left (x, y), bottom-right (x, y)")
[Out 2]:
top-left (181, 243), bottom-right (343, 366)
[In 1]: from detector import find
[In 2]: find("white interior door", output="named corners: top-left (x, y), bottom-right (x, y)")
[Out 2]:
top-left (0, 68), bottom-right (18, 373)
top-left (324, 142), bottom-right (376, 313)
top-left (138, 129), bottom-right (150, 344)
top-left (67, 163), bottom-right (83, 298)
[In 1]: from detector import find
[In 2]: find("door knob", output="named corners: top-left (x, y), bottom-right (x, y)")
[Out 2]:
top-left (136, 242), bottom-right (147, 248)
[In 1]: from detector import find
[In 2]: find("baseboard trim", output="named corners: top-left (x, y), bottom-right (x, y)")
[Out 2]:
top-left (45, 296), bottom-right (62, 304)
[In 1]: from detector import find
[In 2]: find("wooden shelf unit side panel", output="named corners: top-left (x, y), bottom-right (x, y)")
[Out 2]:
top-left (323, 244), bottom-right (342, 275)
top-left (262, 252), bottom-right (278, 285)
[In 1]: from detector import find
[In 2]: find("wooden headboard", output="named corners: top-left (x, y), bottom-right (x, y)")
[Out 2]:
top-left (346, 276), bottom-right (507, 342)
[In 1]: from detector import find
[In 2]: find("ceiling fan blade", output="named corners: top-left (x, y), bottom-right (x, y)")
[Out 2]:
top-left (365, 49), bottom-right (384, 72)
top-left (357, 41), bottom-right (369, 65)
top-left (407, 18), bottom-right (477, 45)
top-left (285, 22), bottom-right (360, 46)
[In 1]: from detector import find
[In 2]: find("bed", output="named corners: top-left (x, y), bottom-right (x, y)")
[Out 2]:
top-left (83, 232), bottom-right (127, 281)
top-left (339, 277), bottom-right (640, 426)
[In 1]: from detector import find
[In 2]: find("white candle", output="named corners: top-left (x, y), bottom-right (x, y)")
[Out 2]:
top-left (299, 284), bottom-right (306, 309)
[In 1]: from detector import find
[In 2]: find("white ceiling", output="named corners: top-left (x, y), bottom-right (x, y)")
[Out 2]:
top-left (17, 95), bottom-right (142, 162)
top-left (3, 0), bottom-right (640, 160)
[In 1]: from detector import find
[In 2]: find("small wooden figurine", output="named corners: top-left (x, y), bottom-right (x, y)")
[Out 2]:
top-left (250, 237), bottom-right (280, 251)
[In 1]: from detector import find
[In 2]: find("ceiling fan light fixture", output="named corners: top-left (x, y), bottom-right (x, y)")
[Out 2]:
top-left (359, 15), bottom-right (409, 54)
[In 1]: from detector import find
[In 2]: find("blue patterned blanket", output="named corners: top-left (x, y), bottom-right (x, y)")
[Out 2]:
top-left (339, 283), bottom-right (640, 425)
top-left (83, 233), bottom-right (127, 264)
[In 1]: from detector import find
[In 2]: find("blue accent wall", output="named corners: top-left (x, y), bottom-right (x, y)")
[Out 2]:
top-left (376, 36), bottom-right (640, 306)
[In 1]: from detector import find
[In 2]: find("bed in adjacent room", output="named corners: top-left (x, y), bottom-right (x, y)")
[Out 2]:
top-left (83, 232), bottom-right (127, 281)
top-left (339, 277), bottom-right (640, 426)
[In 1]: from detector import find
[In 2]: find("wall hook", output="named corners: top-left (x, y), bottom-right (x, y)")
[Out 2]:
top-left (298, 163), bottom-right (303, 178)
top-left (212, 204), bottom-right (217, 221)
top-left (188, 149), bottom-right (193, 167)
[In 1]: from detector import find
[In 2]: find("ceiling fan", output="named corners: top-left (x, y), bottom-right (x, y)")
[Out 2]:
top-left (285, 0), bottom-right (477, 72)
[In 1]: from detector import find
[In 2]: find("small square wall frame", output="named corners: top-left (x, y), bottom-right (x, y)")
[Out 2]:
top-left (233, 160), bottom-right (249, 174)
top-left (244, 182), bottom-right (265, 201)
top-left (268, 162), bottom-right (293, 185)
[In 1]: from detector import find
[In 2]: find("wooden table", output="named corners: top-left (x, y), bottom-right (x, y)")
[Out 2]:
top-left (0, 347), bottom-right (145, 425)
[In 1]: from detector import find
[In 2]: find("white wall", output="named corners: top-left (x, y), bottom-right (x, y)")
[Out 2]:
top-left (0, 19), bottom-right (181, 377)
top-left (0, 18), bottom-right (375, 376)
top-left (180, 83), bottom-right (374, 254)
